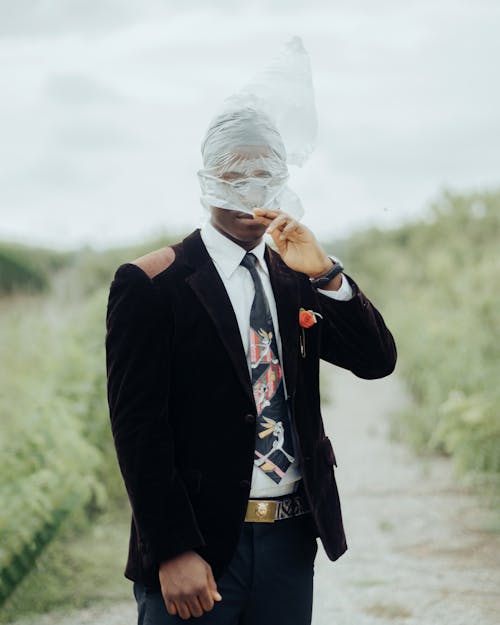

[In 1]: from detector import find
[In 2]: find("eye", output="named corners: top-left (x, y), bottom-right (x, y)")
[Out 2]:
top-left (253, 170), bottom-right (272, 179)
top-left (220, 171), bottom-right (244, 181)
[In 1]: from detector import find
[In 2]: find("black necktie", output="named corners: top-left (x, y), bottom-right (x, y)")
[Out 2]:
top-left (240, 252), bottom-right (295, 483)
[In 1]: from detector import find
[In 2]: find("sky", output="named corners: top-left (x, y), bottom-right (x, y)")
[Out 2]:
top-left (0, 0), bottom-right (499, 250)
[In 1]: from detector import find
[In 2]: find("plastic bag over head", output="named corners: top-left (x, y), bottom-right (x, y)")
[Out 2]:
top-left (198, 37), bottom-right (317, 219)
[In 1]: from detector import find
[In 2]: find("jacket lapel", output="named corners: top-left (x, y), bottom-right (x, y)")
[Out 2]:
top-left (183, 230), bottom-right (255, 406)
top-left (182, 230), bottom-right (301, 405)
top-left (265, 246), bottom-right (300, 399)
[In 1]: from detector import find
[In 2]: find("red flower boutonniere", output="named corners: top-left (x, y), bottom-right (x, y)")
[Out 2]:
top-left (299, 307), bottom-right (322, 358)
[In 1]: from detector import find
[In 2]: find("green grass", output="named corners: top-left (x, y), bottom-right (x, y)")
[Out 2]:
top-left (333, 187), bottom-right (500, 492)
top-left (0, 232), bottom-right (182, 619)
top-left (0, 242), bottom-right (73, 295)
top-left (0, 507), bottom-right (132, 622)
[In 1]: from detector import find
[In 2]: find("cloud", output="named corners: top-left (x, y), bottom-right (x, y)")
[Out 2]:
top-left (0, 1), bottom-right (499, 248)
top-left (0, 1), bottom-right (145, 39)
top-left (44, 73), bottom-right (123, 107)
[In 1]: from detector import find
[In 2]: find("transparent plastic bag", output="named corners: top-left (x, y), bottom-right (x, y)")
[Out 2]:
top-left (198, 37), bottom-right (317, 219)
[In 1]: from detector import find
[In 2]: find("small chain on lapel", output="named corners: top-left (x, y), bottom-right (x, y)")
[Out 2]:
top-left (300, 327), bottom-right (306, 358)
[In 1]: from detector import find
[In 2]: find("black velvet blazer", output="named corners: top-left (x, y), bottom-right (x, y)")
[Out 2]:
top-left (105, 229), bottom-right (396, 588)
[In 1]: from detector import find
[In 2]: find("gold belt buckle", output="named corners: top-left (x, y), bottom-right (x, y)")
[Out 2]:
top-left (245, 500), bottom-right (277, 523)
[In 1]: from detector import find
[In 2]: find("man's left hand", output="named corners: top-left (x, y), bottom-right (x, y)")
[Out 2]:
top-left (252, 208), bottom-right (333, 279)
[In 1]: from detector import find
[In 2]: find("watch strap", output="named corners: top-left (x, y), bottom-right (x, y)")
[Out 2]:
top-left (310, 257), bottom-right (344, 288)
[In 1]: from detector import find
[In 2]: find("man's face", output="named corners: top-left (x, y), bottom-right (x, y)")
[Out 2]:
top-left (209, 146), bottom-right (277, 247)
top-left (210, 204), bottom-right (268, 247)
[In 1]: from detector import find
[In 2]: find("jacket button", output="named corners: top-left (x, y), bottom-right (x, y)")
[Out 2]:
top-left (244, 413), bottom-right (256, 424)
top-left (239, 479), bottom-right (251, 489)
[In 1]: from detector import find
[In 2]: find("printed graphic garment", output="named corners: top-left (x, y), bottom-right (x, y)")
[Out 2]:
top-left (240, 252), bottom-right (295, 483)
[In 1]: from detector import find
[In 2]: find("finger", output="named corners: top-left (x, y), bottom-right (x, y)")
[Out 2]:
top-left (165, 599), bottom-right (177, 615)
top-left (187, 596), bottom-right (204, 618)
top-left (279, 222), bottom-right (301, 241)
top-left (283, 219), bottom-right (299, 233)
top-left (268, 224), bottom-right (288, 249)
top-left (198, 586), bottom-right (215, 612)
top-left (253, 208), bottom-right (289, 227)
top-left (251, 208), bottom-right (279, 224)
top-left (267, 214), bottom-right (290, 234)
top-left (212, 589), bottom-right (223, 602)
top-left (206, 567), bottom-right (222, 602)
top-left (176, 601), bottom-right (192, 620)
top-left (253, 208), bottom-right (280, 219)
top-left (251, 213), bottom-right (274, 225)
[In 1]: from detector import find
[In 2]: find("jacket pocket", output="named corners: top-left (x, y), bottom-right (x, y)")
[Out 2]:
top-left (319, 436), bottom-right (337, 468)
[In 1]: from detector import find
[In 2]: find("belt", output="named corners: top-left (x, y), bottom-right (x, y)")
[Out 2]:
top-left (244, 492), bottom-right (309, 523)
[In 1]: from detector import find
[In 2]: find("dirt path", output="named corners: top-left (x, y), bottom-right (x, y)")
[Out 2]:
top-left (10, 365), bottom-right (499, 625)
top-left (314, 364), bottom-right (500, 625)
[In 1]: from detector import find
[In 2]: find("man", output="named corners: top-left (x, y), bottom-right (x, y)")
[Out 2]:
top-left (105, 109), bottom-right (396, 624)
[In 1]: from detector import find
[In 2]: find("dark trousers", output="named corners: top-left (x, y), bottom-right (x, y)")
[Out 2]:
top-left (133, 513), bottom-right (318, 625)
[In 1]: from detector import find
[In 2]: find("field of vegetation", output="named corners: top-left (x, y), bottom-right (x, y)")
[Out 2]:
top-left (339, 188), bottom-right (500, 490)
top-left (0, 190), bottom-right (498, 620)
top-left (0, 233), bottom-right (177, 621)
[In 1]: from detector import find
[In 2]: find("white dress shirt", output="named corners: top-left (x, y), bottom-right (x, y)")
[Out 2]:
top-left (200, 221), bottom-right (353, 497)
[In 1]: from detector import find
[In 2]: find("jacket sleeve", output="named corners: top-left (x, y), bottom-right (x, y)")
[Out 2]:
top-left (315, 274), bottom-right (397, 379)
top-left (105, 263), bottom-right (205, 566)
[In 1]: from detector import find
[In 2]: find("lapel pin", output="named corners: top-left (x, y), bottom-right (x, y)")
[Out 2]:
top-left (299, 308), bottom-right (322, 358)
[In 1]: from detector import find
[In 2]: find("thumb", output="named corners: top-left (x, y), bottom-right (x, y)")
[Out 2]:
top-left (268, 225), bottom-right (284, 247)
top-left (206, 566), bottom-right (222, 601)
top-left (268, 229), bottom-right (287, 257)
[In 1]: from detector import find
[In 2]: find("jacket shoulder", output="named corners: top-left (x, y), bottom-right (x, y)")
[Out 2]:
top-left (130, 246), bottom-right (176, 279)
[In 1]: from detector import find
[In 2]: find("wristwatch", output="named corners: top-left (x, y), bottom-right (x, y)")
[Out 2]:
top-left (310, 255), bottom-right (344, 288)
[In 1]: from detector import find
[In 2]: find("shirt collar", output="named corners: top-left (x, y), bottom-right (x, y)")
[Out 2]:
top-left (200, 221), bottom-right (269, 280)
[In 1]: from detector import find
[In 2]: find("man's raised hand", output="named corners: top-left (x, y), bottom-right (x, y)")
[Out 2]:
top-left (252, 208), bottom-right (333, 279)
